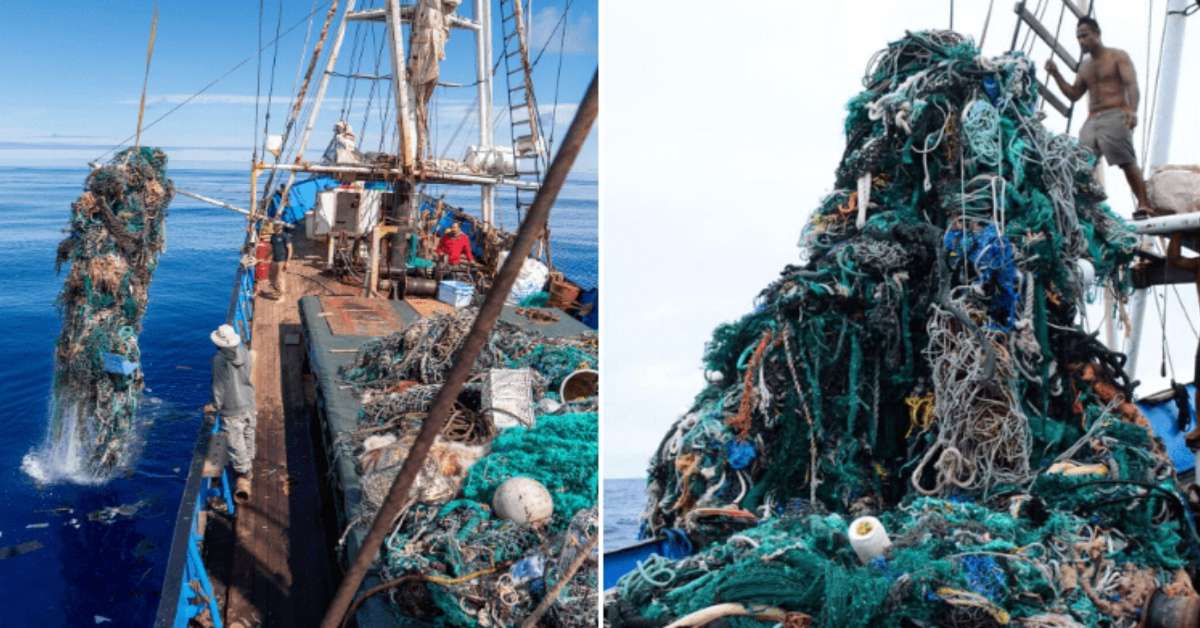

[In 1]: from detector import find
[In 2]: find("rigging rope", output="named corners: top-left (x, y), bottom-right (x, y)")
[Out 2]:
top-left (255, 0), bottom-right (340, 215)
top-left (254, 0), bottom-right (265, 162)
top-left (133, 4), bottom-right (159, 150)
top-left (978, 0), bottom-right (995, 50)
top-left (1140, 2), bottom-right (1169, 175)
top-left (259, 0), bottom-right (286, 160)
top-left (545, 0), bottom-right (571, 157)
top-left (93, 1), bottom-right (334, 164)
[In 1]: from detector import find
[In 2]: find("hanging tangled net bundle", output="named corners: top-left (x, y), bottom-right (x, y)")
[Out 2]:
top-left (606, 31), bottom-right (1196, 627)
top-left (339, 308), bottom-right (599, 625)
top-left (47, 147), bottom-right (173, 478)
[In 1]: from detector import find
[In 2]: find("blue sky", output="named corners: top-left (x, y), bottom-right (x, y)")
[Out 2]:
top-left (0, 0), bottom-right (596, 171)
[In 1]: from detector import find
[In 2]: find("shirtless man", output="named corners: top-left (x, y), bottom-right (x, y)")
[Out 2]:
top-left (1045, 17), bottom-right (1156, 216)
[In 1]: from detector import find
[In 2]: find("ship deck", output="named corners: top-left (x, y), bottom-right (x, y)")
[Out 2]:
top-left (198, 229), bottom-right (590, 627)
top-left (298, 289), bottom-right (591, 626)
top-left (202, 232), bottom-right (353, 628)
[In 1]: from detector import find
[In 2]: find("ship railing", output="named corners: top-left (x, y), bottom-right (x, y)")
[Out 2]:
top-left (155, 238), bottom-right (258, 628)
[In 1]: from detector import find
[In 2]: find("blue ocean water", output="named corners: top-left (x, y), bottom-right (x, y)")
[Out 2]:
top-left (604, 477), bottom-right (646, 549)
top-left (0, 165), bottom-right (596, 626)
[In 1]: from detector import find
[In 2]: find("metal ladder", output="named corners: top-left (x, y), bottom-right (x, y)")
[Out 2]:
top-left (1009, 0), bottom-right (1094, 133)
top-left (498, 0), bottom-right (546, 234)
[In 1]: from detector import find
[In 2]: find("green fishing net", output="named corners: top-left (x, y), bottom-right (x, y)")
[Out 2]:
top-left (49, 147), bottom-right (173, 477)
top-left (338, 309), bottom-right (599, 625)
top-left (608, 31), bottom-right (1193, 627)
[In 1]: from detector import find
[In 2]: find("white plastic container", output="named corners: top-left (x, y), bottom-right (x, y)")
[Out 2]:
top-left (482, 368), bottom-right (535, 430)
top-left (437, 280), bottom-right (474, 308)
top-left (848, 516), bottom-right (892, 564)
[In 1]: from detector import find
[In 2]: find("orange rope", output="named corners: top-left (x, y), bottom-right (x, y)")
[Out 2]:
top-left (727, 331), bottom-right (773, 439)
top-left (671, 453), bottom-right (701, 513)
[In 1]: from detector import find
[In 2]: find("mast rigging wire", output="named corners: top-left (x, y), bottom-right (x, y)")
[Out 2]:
top-left (978, 0), bottom-right (995, 50)
top-left (254, 0), bottom-right (265, 162)
top-left (259, 0), bottom-right (286, 160)
top-left (93, 1), bottom-right (334, 163)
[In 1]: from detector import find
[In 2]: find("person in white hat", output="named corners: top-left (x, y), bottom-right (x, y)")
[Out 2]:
top-left (204, 323), bottom-right (257, 502)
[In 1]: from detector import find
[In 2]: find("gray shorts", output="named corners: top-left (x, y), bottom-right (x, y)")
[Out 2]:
top-left (1078, 109), bottom-right (1137, 167)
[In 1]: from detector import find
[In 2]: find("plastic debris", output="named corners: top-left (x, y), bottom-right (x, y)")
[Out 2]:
top-left (133, 538), bottom-right (155, 559)
top-left (607, 31), bottom-right (1189, 627)
top-left (492, 477), bottom-right (554, 525)
top-left (510, 554), bottom-right (545, 584)
top-left (49, 147), bottom-right (173, 477)
top-left (339, 308), bottom-right (598, 625)
top-left (0, 540), bottom-right (43, 560)
top-left (87, 499), bottom-right (149, 524)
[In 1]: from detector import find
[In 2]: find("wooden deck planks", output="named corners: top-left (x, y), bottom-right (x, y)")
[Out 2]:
top-left (222, 239), bottom-right (357, 627)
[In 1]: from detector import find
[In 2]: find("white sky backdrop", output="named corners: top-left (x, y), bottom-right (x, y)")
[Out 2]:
top-left (601, 0), bottom-right (1200, 478)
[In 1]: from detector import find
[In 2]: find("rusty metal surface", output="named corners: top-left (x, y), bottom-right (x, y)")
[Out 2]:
top-left (404, 297), bottom-right (456, 318)
top-left (321, 296), bottom-right (406, 336)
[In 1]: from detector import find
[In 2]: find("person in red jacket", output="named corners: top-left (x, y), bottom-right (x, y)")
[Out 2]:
top-left (436, 221), bottom-right (475, 265)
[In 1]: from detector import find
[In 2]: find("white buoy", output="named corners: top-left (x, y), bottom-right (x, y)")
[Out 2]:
top-left (492, 477), bottom-right (553, 525)
top-left (848, 516), bottom-right (892, 564)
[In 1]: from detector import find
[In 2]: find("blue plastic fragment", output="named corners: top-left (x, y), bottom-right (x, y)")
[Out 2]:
top-left (942, 224), bottom-right (1021, 329)
top-left (726, 440), bottom-right (757, 470)
top-left (661, 528), bottom-right (693, 559)
top-left (962, 555), bottom-right (1006, 601)
top-left (510, 555), bottom-right (545, 584)
top-left (101, 352), bottom-right (139, 377)
top-left (982, 75), bottom-right (1000, 104)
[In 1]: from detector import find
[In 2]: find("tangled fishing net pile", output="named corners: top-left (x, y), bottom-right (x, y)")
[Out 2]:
top-left (606, 32), bottom-right (1199, 627)
top-left (43, 147), bottom-right (173, 479)
top-left (340, 308), bottom-right (599, 625)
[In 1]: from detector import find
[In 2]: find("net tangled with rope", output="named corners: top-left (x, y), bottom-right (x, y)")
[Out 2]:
top-left (338, 309), bottom-right (598, 625)
top-left (48, 147), bottom-right (173, 478)
top-left (607, 31), bottom-right (1196, 627)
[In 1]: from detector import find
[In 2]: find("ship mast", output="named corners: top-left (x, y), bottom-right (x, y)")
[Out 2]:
top-left (475, 0), bottom-right (496, 224)
top-left (244, 1), bottom-right (549, 299)
top-left (1123, 0), bottom-right (1191, 381)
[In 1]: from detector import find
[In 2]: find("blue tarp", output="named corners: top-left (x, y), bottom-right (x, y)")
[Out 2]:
top-left (419, 197), bottom-right (485, 261)
top-left (578, 288), bottom-right (598, 329)
top-left (266, 176), bottom-right (339, 224)
top-left (1139, 383), bottom-right (1197, 473)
